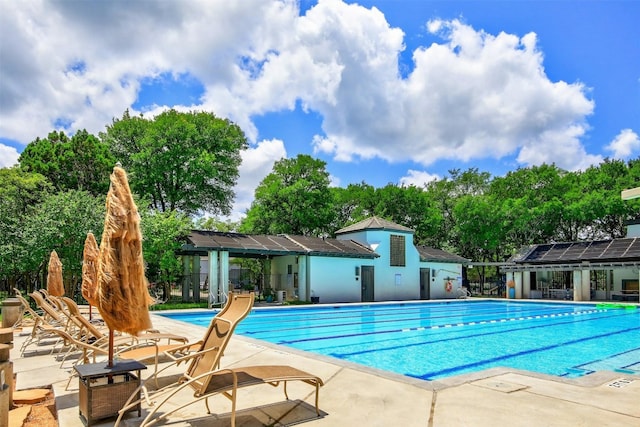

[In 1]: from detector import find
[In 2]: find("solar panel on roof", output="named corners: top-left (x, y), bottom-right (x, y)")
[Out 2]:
top-left (580, 241), bottom-right (612, 259)
top-left (624, 239), bottom-right (640, 257)
top-left (601, 240), bottom-right (634, 258)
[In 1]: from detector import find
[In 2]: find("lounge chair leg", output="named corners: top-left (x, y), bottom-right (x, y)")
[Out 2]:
top-left (230, 387), bottom-right (237, 427)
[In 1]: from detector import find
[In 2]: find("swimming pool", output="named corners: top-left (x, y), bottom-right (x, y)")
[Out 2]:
top-left (161, 300), bottom-right (640, 381)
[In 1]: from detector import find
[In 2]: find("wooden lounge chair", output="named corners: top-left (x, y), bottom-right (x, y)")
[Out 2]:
top-left (114, 291), bottom-right (324, 427)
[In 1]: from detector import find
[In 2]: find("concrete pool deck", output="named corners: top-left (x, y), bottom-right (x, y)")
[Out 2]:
top-left (9, 310), bottom-right (640, 427)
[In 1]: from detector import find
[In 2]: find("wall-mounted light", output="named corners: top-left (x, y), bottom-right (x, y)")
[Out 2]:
top-left (355, 266), bottom-right (360, 276)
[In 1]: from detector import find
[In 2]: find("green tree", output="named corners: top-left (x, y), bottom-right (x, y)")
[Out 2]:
top-left (21, 190), bottom-right (105, 294)
top-left (453, 194), bottom-right (503, 261)
top-left (19, 130), bottom-right (115, 195)
top-left (193, 216), bottom-right (239, 232)
top-left (425, 168), bottom-right (491, 250)
top-left (102, 109), bottom-right (248, 216)
top-left (140, 210), bottom-right (192, 286)
top-left (580, 158), bottom-right (640, 238)
top-left (373, 184), bottom-right (442, 246)
top-left (241, 154), bottom-right (334, 236)
top-left (0, 168), bottom-right (52, 290)
top-left (489, 164), bottom-right (567, 248)
top-left (330, 182), bottom-right (377, 231)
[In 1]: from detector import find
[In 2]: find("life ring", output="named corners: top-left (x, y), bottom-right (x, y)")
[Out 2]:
top-left (445, 281), bottom-right (453, 292)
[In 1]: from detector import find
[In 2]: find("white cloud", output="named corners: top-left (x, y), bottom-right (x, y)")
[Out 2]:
top-left (229, 138), bottom-right (287, 220)
top-left (311, 17), bottom-right (596, 170)
top-left (0, 0), bottom-right (605, 214)
top-left (399, 170), bottom-right (439, 187)
top-left (0, 144), bottom-right (20, 168)
top-left (605, 129), bottom-right (640, 159)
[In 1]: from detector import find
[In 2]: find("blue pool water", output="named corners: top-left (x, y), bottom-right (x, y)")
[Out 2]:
top-left (161, 301), bottom-right (640, 381)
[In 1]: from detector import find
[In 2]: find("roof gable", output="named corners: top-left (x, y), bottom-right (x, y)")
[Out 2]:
top-left (335, 216), bottom-right (414, 235)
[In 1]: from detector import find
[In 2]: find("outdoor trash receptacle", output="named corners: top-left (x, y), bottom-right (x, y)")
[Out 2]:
top-left (277, 290), bottom-right (287, 303)
top-left (1, 298), bottom-right (22, 329)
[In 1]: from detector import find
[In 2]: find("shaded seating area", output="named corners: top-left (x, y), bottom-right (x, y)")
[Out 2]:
top-left (115, 291), bottom-right (324, 427)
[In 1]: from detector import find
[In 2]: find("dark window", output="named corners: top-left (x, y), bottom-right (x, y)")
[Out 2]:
top-left (390, 235), bottom-right (405, 266)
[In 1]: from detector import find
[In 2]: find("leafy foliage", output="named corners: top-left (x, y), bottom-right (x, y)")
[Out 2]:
top-left (0, 168), bottom-right (53, 288)
top-left (21, 190), bottom-right (105, 294)
top-left (140, 209), bottom-right (192, 285)
top-left (19, 130), bottom-right (115, 195)
top-left (102, 109), bottom-right (248, 216)
top-left (5, 114), bottom-right (640, 297)
top-left (241, 154), bottom-right (335, 236)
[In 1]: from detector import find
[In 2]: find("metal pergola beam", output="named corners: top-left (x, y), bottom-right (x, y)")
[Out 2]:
top-left (501, 262), bottom-right (640, 272)
top-left (621, 187), bottom-right (640, 200)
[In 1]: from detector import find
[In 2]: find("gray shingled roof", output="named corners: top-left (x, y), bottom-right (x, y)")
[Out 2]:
top-left (182, 230), bottom-right (378, 259)
top-left (335, 216), bottom-right (414, 235)
top-left (416, 246), bottom-right (469, 264)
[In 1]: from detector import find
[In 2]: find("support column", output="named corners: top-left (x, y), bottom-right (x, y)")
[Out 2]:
top-left (220, 251), bottom-right (229, 299)
top-left (582, 269), bottom-right (590, 301)
top-left (298, 255), bottom-right (308, 301)
top-left (573, 270), bottom-right (583, 301)
top-left (182, 256), bottom-right (191, 301)
top-left (208, 251), bottom-right (219, 306)
top-left (522, 271), bottom-right (531, 299)
top-left (193, 256), bottom-right (201, 303)
top-left (264, 257), bottom-right (272, 291)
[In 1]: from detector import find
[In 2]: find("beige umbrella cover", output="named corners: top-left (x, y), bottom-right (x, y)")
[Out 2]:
top-left (96, 166), bottom-right (153, 337)
top-left (47, 250), bottom-right (64, 297)
top-left (81, 232), bottom-right (100, 306)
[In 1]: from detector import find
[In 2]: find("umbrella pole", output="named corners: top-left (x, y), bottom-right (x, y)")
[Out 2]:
top-left (108, 328), bottom-right (114, 368)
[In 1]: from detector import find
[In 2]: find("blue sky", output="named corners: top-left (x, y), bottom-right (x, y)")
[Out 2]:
top-left (1, 0), bottom-right (638, 220)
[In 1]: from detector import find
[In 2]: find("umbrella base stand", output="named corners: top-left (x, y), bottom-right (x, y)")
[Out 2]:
top-left (75, 360), bottom-right (147, 426)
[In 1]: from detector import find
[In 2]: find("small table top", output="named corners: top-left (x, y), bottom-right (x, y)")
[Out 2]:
top-left (74, 360), bottom-right (147, 378)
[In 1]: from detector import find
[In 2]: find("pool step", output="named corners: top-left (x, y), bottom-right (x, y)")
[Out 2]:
top-left (571, 348), bottom-right (640, 374)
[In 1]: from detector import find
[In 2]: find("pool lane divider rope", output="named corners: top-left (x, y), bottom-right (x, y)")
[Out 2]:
top-left (280, 308), bottom-right (624, 345)
top-left (400, 308), bottom-right (604, 332)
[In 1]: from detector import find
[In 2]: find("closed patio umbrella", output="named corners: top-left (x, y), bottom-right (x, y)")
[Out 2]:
top-left (96, 165), bottom-right (153, 366)
top-left (81, 232), bottom-right (99, 320)
top-left (47, 250), bottom-right (64, 297)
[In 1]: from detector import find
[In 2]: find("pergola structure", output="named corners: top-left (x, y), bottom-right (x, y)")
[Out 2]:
top-left (497, 187), bottom-right (640, 303)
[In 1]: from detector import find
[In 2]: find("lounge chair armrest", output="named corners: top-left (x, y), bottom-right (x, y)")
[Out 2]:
top-left (139, 331), bottom-right (189, 344)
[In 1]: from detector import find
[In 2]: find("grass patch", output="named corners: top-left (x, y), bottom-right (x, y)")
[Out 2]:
top-left (284, 300), bottom-right (313, 305)
top-left (150, 302), bottom-right (209, 311)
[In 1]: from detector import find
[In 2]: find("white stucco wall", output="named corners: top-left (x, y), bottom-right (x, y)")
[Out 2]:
top-left (613, 269), bottom-right (639, 291)
top-left (421, 261), bottom-right (463, 299)
top-left (338, 229), bottom-right (421, 301)
top-left (270, 255), bottom-right (299, 299)
top-left (307, 257), bottom-right (374, 303)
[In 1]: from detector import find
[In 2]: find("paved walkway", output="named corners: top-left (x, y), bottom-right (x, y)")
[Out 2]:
top-left (9, 311), bottom-right (640, 427)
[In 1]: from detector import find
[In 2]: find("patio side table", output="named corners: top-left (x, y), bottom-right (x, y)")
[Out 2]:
top-left (74, 360), bottom-right (146, 426)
